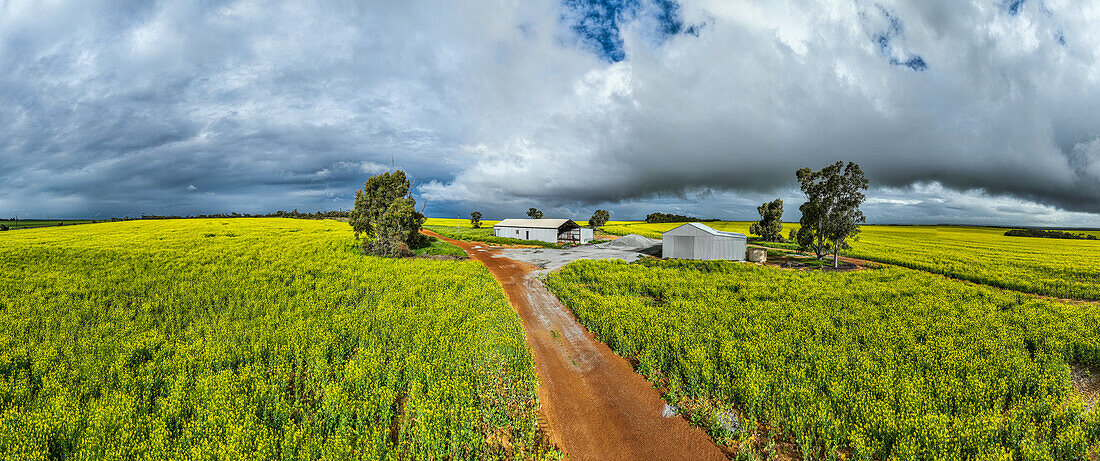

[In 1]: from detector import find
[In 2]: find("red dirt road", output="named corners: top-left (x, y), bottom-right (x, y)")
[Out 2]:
top-left (422, 230), bottom-right (726, 460)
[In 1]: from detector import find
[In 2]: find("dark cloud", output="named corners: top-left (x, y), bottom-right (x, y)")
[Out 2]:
top-left (1, 0), bottom-right (1099, 226)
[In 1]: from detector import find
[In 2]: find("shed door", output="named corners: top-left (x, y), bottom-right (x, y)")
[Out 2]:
top-left (669, 235), bottom-right (694, 259)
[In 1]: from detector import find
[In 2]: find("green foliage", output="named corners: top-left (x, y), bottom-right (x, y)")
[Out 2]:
top-left (0, 219), bottom-right (550, 459)
top-left (469, 211), bottom-right (482, 229)
top-left (795, 161), bottom-right (868, 266)
top-left (526, 208), bottom-right (544, 219)
top-left (423, 226), bottom-right (563, 249)
top-left (365, 197), bottom-right (428, 257)
top-left (749, 199), bottom-right (784, 242)
top-left (588, 210), bottom-right (610, 229)
top-left (350, 171), bottom-right (428, 257)
top-left (351, 171), bottom-right (408, 238)
top-left (413, 237), bottom-right (468, 258)
top-left (545, 259), bottom-right (1100, 459)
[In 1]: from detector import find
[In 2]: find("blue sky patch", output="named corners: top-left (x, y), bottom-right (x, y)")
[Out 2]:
top-left (869, 6), bottom-right (927, 72)
top-left (561, 0), bottom-right (698, 62)
top-left (1005, 0), bottom-right (1026, 16)
top-left (891, 56), bottom-right (927, 71)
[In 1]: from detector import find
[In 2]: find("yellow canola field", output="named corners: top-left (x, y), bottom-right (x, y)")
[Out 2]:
top-left (546, 259), bottom-right (1100, 459)
top-left (0, 219), bottom-right (548, 460)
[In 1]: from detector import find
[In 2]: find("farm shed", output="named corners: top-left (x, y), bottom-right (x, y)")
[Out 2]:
top-left (493, 219), bottom-right (594, 244)
top-left (661, 222), bottom-right (747, 261)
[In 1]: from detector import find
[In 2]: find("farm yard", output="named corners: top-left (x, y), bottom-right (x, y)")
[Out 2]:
top-left (0, 219), bottom-right (550, 459)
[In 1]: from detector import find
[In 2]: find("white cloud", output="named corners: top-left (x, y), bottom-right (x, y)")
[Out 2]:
top-left (1, 0), bottom-right (1099, 225)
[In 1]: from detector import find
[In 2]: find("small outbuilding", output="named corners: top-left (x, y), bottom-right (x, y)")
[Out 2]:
top-left (661, 222), bottom-right (747, 261)
top-left (493, 219), bottom-right (594, 244)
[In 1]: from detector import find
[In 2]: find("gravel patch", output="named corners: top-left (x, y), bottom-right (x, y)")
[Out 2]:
top-left (497, 243), bottom-right (658, 273)
top-left (604, 234), bottom-right (660, 251)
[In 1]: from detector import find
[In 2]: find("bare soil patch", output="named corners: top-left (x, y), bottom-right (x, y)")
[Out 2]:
top-left (761, 251), bottom-right (867, 272)
top-left (1072, 363), bottom-right (1100, 408)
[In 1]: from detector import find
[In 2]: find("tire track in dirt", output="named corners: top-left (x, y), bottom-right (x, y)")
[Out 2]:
top-left (423, 230), bottom-right (725, 461)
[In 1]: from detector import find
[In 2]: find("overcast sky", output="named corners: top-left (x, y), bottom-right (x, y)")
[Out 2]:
top-left (2, 0), bottom-right (1099, 226)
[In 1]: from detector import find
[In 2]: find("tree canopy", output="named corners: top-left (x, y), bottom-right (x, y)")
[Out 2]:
top-left (526, 208), bottom-right (544, 219)
top-left (794, 161), bottom-right (869, 267)
top-left (589, 209), bottom-right (610, 229)
top-left (470, 211), bottom-right (482, 229)
top-left (749, 199), bottom-right (784, 242)
top-left (349, 170), bottom-right (428, 257)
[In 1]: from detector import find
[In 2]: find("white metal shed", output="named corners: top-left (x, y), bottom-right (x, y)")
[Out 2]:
top-left (493, 219), bottom-right (594, 244)
top-left (661, 222), bottom-right (747, 261)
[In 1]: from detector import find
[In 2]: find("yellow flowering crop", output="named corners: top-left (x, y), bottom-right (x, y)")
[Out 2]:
top-left (0, 219), bottom-right (550, 460)
top-left (546, 258), bottom-right (1100, 459)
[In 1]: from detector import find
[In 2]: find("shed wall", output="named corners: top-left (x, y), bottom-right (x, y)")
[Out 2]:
top-left (661, 224), bottom-right (746, 261)
top-left (494, 226), bottom-right (558, 243)
top-left (692, 236), bottom-right (747, 261)
top-left (663, 235), bottom-right (694, 259)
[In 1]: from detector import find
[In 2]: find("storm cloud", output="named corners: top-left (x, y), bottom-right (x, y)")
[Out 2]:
top-left (2, 0), bottom-right (1099, 225)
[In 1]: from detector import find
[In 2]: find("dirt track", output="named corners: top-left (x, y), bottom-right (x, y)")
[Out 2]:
top-left (422, 230), bottom-right (725, 461)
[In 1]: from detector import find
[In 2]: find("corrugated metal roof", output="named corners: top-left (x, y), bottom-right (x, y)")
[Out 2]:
top-left (494, 218), bottom-right (575, 229)
top-left (667, 222), bottom-right (747, 238)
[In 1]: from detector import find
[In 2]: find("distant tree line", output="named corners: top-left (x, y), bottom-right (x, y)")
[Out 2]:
top-left (645, 212), bottom-right (720, 223)
top-left (1004, 228), bottom-right (1098, 240)
top-left (139, 209), bottom-right (351, 220)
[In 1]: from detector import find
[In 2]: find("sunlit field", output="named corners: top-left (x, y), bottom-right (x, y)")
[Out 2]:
top-left (843, 226), bottom-right (1100, 300)
top-left (546, 259), bottom-right (1100, 459)
top-left (601, 221), bottom-right (1100, 300)
top-left (0, 219), bottom-right (548, 459)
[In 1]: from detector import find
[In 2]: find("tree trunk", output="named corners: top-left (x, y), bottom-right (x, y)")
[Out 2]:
top-left (833, 242), bottom-right (839, 268)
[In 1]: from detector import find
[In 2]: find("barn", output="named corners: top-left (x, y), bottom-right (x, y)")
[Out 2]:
top-left (493, 219), bottom-right (594, 244)
top-left (661, 222), bottom-right (747, 261)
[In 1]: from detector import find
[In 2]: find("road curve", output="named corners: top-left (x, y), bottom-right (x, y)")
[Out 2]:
top-left (422, 230), bottom-right (726, 461)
